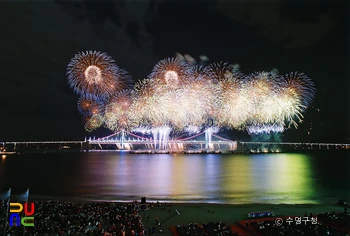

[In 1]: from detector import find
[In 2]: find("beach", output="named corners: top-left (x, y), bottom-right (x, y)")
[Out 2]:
top-left (27, 195), bottom-right (349, 234)
top-left (3, 195), bottom-right (348, 235)
top-left (139, 202), bottom-right (346, 235)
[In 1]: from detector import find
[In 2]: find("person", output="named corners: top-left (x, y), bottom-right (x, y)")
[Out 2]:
top-left (156, 216), bottom-right (158, 225)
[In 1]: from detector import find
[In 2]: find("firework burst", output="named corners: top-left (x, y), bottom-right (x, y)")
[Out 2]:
top-left (279, 72), bottom-right (316, 128)
top-left (216, 73), bottom-right (248, 129)
top-left (67, 53), bottom-right (316, 140)
top-left (84, 114), bottom-right (104, 132)
top-left (283, 72), bottom-right (316, 109)
top-left (104, 90), bottom-right (136, 131)
top-left (205, 62), bottom-right (235, 82)
top-left (149, 58), bottom-right (191, 87)
top-left (77, 96), bottom-right (104, 116)
top-left (67, 51), bottom-right (131, 98)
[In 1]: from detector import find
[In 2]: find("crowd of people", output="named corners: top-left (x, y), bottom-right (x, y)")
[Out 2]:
top-left (318, 208), bottom-right (350, 229)
top-left (251, 219), bottom-right (344, 235)
top-left (0, 199), bottom-right (8, 234)
top-left (176, 222), bottom-right (239, 236)
top-left (248, 210), bottom-right (350, 236)
top-left (1, 199), bottom-right (146, 236)
top-left (2, 198), bottom-right (350, 236)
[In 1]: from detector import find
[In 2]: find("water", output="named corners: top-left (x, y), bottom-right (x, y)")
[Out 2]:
top-left (0, 151), bottom-right (349, 204)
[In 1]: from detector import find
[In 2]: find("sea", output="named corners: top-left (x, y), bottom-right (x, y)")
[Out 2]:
top-left (0, 151), bottom-right (349, 204)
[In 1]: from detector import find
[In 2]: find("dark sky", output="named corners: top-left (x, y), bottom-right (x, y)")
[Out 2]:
top-left (0, 0), bottom-right (348, 142)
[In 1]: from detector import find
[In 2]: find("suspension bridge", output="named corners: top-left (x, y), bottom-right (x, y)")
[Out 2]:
top-left (86, 130), bottom-right (237, 151)
top-left (0, 130), bottom-right (237, 152)
top-left (1, 131), bottom-right (349, 152)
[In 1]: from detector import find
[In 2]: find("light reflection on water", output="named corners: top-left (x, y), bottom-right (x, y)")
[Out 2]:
top-left (0, 152), bottom-right (349, 204)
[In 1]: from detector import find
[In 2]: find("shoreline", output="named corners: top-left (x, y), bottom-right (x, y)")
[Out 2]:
top-left (23, 194), bottom-right (345, 205)
top-left (12, 194), bottom-right (347, 216)
top-left (15, 196), bottom-right (347, 220)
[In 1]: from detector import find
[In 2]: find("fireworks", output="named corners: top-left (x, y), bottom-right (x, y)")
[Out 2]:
top-left (67, 51), bottom-right (131, 99)
top-left (84, 114), bottom-right (104, 132)
top-left (205, 62), bottom-right (235, 82)
top-left (247, 124), bottom-right (284, 135)
top-left (67, 51), bottom-right (316, 140)
top-left (77, 96), bottom-right (103, 116)
top-left (215, 72), bottom-right (249, 130)
top-left (104, 90), bottom-right (135, 131)
top-left (149, 58), bottom-right (191, 87)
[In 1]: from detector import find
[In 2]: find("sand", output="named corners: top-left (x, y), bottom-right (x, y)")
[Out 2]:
top-left (139, 202), bottom-right (346, 236)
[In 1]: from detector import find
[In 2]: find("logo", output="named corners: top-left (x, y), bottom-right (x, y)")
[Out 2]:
top-left (9, 203), bottom-right (35, 227)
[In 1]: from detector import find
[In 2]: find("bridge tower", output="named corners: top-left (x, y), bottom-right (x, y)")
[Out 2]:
top-left (121, 129), bottom-right (125, 149)
top-left (205, 128), bottom-right (212, 150)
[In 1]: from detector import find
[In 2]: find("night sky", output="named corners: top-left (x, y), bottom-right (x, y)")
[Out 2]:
top-left (0, 0), bottom-right (348, 142)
